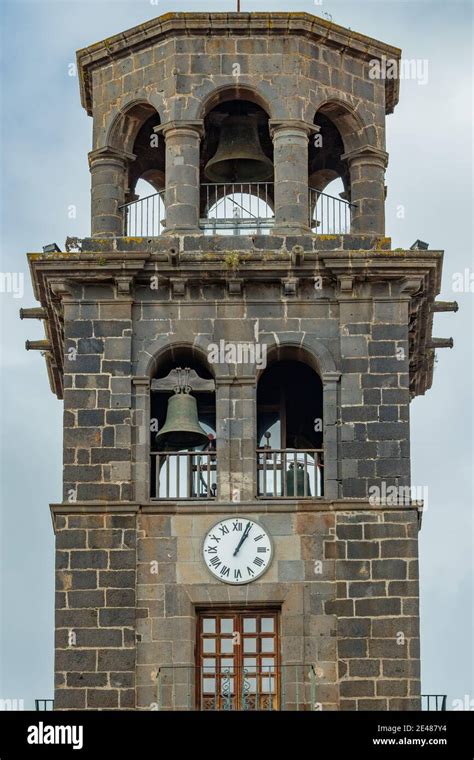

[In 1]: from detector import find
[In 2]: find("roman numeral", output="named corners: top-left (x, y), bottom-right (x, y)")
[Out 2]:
top-left (257, 547), bottom-right (268, 553)
top-left (206, 546), bottom-right (217, 554)
top-left (219, 525), bottom-right (229, 536)
top-left (209, 534), bottom-right (221, 543)
top-left (234, 569), bottom-right (242, 580)
top-left (246, 566), bottom-right (255, 577)
top-left (220, 566), bottom-right (230, 577)
top-left (210, 556), bottom-right (221, 568)
top-left (253, 557), bottom-right (264, 567)
top-left (232, 520), bottom-right (243, 531)
top-left (253, 534), bottom-right (264, 542)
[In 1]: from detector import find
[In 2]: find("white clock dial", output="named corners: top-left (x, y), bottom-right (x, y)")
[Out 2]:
top-left (203, 518), bottom-right (273, 585)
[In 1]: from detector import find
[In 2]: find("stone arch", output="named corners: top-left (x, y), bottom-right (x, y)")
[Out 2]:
top-left (196, 83), bottom-right (276, 120)
top-left (257, 337), bottom-right (338, 382)
top-left (103, 98), bottom-right (164, 154)
top-left (308, 98), bottom-right (367, 154)
top-left (135, 336), bottom-right (232, 380)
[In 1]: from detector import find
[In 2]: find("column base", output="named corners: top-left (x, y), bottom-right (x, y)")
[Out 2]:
top-left (162, 226), bottom-right (201, 235)
top-left (274, 224), bottom-right (312, 236)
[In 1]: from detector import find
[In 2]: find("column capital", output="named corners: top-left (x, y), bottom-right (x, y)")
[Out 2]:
top-left (132, 376), bottom-right (151, 389)
top-left (154, 120), bottom-right (204, 139)
top-left (341, 144), bottom-right (389, 168)
top-left (88, 145), bottom-right (136, 168)
top-left (269, 119), bottom-right (319, 139)
top-left (322, 371), bottom-right (341, 385)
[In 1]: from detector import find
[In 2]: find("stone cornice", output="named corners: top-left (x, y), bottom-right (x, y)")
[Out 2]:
top-left (77, 12), bottom-right (401, 115)
top-left (27, 248), bottom-right (443, 293)
top-left (49, 498), bottom-right (421, 532)
top-left (26, 242), bottom-right (443, 401)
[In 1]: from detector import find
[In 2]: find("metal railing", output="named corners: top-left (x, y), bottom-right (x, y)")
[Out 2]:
top-left (119, 185), bottom-right (355, 237)
top-left (150, 451), bottom-right (217, 500)
top-left (421, 694), bottom-right (447, 711)
top-left (120, 191), bottom-right (165, 237)
top-left (309, 187), bottom-right (356, 234)
top-left (156, 664), bottom-right (317, 711)
top-left (35, 699), bottom-right (54, 710)
top-left (257, 449), bottom-right (324, 498)
top-left (201, 182), bottom-right (274, 235)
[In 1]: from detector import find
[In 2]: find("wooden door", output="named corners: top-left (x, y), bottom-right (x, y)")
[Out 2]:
top-left (196, 609), bottom-right (280, 710)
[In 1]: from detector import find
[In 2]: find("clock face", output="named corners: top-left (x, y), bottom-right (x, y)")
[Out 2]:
top-left (203, 518), bottom-right (273, 585)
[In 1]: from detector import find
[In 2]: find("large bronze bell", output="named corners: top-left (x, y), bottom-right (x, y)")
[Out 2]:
top-left (155, 390), bottom-right (209, 450)
top-left (205, 115), bottom-right (273, 183)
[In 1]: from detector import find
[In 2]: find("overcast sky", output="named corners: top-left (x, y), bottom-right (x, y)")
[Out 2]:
top-left (0, 0), bottom-right (472, 709)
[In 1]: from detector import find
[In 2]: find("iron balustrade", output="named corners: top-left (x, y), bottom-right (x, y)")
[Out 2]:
top-left (119, 185), bottom-right (356, 237)
top-left (257, 448), bottom-right (324, 498)
top-left (201, 182), bottom-right (274, 235)
top-left (35, 699), bottom-right (54, 710)
top-left (155, 664), bottom-right (317, 711)
top-left (421, 694), bottom-right (447, 711)
top-left (120, 191), bottom-right (165, 237)
top-left (150, 451), bottom-right (217, 500)
top-left (309, 187), bottom-right (356, 234)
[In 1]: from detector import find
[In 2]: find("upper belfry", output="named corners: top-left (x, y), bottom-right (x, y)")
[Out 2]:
top-left (76, 12), bottom-right (401, 239)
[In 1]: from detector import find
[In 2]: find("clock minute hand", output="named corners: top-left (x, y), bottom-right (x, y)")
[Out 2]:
top-left (233, 522), bottom-right (252, 556)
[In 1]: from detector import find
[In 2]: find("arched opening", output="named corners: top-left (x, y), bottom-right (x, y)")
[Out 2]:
top-left (109, 103), bottom-right (166, 236)
top-left (150, 351), bottom-right (216, 500)
top-left (200, 98), bottom-right (274, 235)
top-left (309, 103), bottom-right (361, 234)
top-left (256, 360), bottom-right (324, 498)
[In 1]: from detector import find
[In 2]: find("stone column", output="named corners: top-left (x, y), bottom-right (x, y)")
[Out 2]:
top-left (341, 145), bottom-right (388, 236)
top-left (89, 147), bottom-right (135, 238)
top-left (132, 377), bottom-right (151, 504)
top-left (322, 372), bottom-right (341, 499)
top-left (215, 378), bottom-right (257, 503)
top-left (155, 120), bottom-right (203, 234)
top-left (215, 381), bottom-right (232, 502)
top-left (269, 120), bottom-right (315, 235)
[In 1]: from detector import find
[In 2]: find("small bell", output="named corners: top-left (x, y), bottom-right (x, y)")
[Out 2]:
top-left (285, 461), bottom-right (312, 497)
top-left (155, 368), bottom-right (209, 451)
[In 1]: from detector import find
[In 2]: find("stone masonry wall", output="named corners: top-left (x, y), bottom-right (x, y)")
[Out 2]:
top-left (54, 511), bottom-right (137, 709)
top-left (332, 509), bottom-right (420, 709)
top-left (90, 33), bottom-right (386, 151)
top-left (62, 292), bottom-right (134, 503)
top-left (132, 504), bottom-right (420, 711)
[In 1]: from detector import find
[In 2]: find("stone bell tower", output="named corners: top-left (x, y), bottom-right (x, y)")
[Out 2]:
top-left (24, 12), bottom-right (454, 710)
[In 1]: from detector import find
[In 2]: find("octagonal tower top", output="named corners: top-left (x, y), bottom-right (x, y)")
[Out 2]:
top-left (79, 11), bottom-right (402, 241)
top-left (77, 12), bottom-right (401, 116)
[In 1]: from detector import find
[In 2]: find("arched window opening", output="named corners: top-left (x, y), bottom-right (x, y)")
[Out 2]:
top-left (309, 110), bottom-right (354, 234)
top-left (126, 176), bottom-right (165, 237)
top-left (120, 110), bottom-right (165, 236)
top-left (257, 361), bottom-right (324, 498)
top-left (150, 356), bottom-right (216, 500)
top-left (200, 100), bottom-right (274, 235)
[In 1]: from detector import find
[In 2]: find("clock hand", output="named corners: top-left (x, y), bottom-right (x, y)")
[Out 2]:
top-left (233, 521), bottom-right (252, 556)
